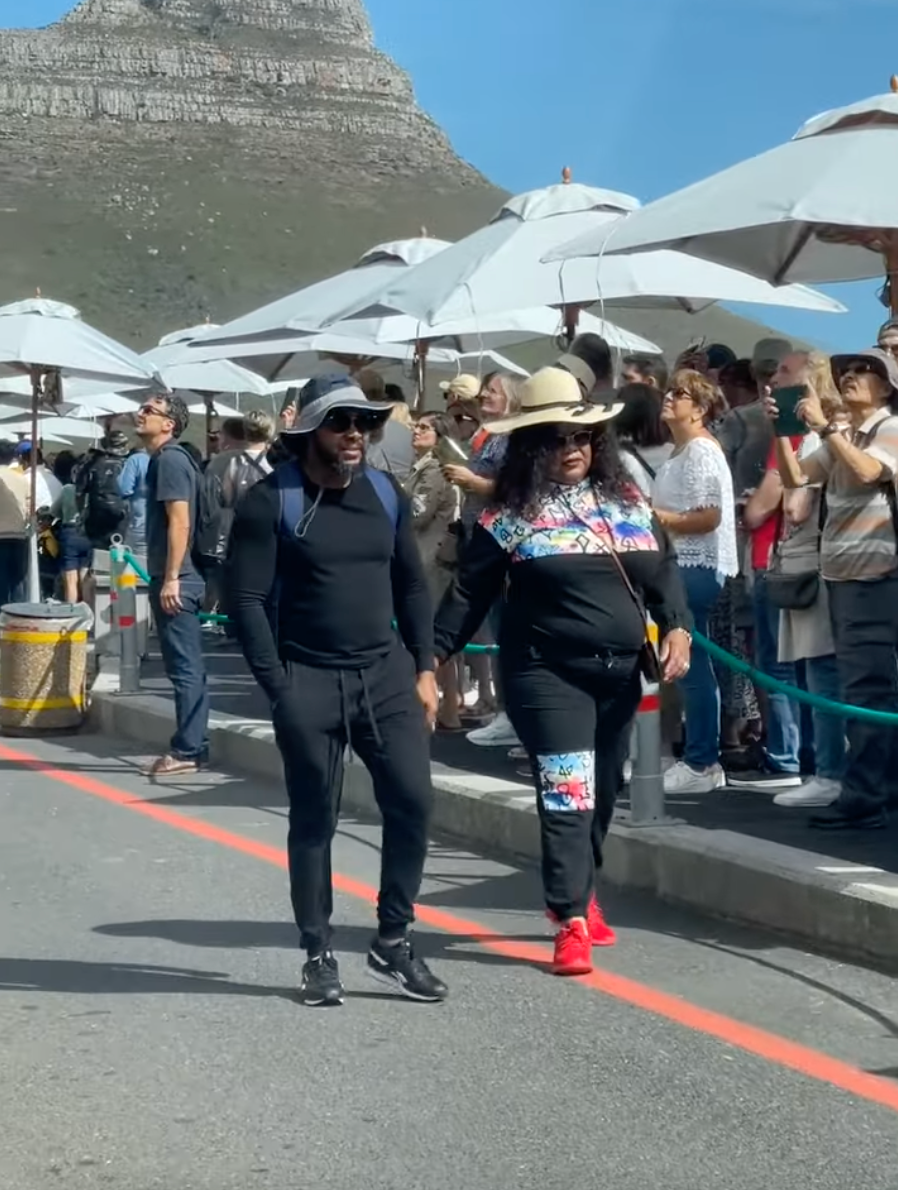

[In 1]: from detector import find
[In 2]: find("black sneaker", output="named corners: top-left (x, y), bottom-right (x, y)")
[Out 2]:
top-left (367, 935), bottom-right (448, 1002)
top-left (298, 950), bottom-right (344, 1007)
top-left (726, 762), bottom-right (802, 790)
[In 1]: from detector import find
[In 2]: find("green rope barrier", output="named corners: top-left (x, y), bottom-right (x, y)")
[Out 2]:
top-left (122, 549), bottom-right (151, 586)
top-left (693, 630), bottom-right (898, 726)
top-left (124, 548), bottom-right (890, 719)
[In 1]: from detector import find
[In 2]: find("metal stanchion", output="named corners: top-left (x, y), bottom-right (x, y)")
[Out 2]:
top-left (110, 536), bottom-right (140, 693)
top-left (629, 622), bottom-right (668, 826)
top-left (108, 538), bottom-right (123, 648)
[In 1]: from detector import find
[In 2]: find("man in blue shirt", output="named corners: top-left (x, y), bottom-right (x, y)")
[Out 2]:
top-left (117, 447), bottom-right (150, 555)
top-left (137, 391), bottom-right (209, 777)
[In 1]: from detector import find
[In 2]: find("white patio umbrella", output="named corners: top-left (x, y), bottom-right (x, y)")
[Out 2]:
top-left (185, 310), bottom-right (659, 393)
top-left (197, 237), bottom-right (451, 346)
top-left (0, 298), bottom-right (160, 597)
top-left (145, 324), bottom-right (288, 397)
top-left (68, 393), bottom-right (142, 418)
top-left (551, 81), bottom-right (898, 313)
top-left (0, 415), bottom-right (103, 441)
top-left (186, 398), bottom-right (242, 419)
top-left (329, 174), bottom-right (845, 333)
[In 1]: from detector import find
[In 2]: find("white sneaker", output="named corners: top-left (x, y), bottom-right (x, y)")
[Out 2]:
top-left (663, 761), bottom-right (726, 794)
top-left (773, 777), bottom-right (841, 808)
top-left (466, 712), bottom-right (520, 747)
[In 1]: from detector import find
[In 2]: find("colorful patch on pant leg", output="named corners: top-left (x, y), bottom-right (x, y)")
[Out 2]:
top-left (535, 751), bottom-right (595, 812)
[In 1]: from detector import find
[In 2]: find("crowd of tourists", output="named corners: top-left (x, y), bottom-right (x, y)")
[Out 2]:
top-left (2, 315), bottom-right (898, 994)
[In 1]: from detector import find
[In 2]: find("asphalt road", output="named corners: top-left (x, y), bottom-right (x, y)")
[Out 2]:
top-left (1, 729), bottom-right (897, 1190)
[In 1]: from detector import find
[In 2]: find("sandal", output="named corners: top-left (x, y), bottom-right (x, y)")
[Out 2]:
top-left (144, 754), bottom-right (204, 778)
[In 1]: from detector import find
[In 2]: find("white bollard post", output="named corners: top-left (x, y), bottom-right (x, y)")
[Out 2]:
top-left (629, 622), bottom-right (668, 825)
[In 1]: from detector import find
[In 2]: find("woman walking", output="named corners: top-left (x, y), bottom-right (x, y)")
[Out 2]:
top-left (435, 368), bottom-right (690, 975)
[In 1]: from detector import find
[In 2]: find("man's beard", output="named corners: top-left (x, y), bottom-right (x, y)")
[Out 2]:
top-left (292, 433), bottom-right (364, 483)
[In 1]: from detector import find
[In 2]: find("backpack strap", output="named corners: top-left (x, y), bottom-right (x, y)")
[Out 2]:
top-left (364, 466), bottom-right (400, 534)
top-left (275, 460), bottom-right (306, 541)
top-left (275, 461), bottom-right (400, 541)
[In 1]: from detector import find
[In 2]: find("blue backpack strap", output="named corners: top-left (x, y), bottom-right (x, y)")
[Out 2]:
top-left (364, 466), bottom-right (400, 537)
top-left (275, 460), bottom-right (305, 540)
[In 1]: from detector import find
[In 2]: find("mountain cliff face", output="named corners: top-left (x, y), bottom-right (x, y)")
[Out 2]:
top-left (0, 0), bottom-right (794, 357)
top-left (0, 0), bottom-right (500, 343)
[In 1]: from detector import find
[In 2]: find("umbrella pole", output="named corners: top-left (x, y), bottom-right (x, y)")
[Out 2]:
top-left (887, 240), bottom-right (898, 316)
top-left (561, 305), bottom-right (580, 347)
top-left (414, 340), bottom-right (429, 410)
top-left (26, 367), bottom-right (41, 602)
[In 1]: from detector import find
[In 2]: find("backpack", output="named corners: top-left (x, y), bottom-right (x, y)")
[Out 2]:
top-left (80, 453), bottom-right (127, 547)
top-left (275, 461), bottom-right (399, 544)
top-left (195, 450), bottom-right (269, 566)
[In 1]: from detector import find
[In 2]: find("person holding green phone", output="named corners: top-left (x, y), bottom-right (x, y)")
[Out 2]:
top-left (771, 347), bottom-right (898, 830)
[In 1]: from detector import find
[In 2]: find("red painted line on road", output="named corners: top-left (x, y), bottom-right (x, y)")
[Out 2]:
top-left (4, 738), bottom-right (898, 1115)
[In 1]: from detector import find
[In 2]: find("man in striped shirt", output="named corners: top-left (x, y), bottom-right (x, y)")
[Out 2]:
top-left (773, 347), bottom-right (898, 830)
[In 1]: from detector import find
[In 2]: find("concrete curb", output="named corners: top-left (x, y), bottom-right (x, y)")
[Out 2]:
top-left (90, 688), bottom-right (898, 970)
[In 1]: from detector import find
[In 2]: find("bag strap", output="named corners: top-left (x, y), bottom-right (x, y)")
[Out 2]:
top-left (275, 462), bottom-right (400, 541)
top-left (859, 417), bottom-right (898, 547)
top-left (625, 445), bottom-right (656, 481)
top-left (558, 488), bottom-right (651, 631)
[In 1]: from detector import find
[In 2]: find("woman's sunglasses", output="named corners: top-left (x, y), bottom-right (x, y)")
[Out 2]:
top-left (841, 362), bottom-right (876, 378)
top-left (552, 429), bottom-right (593, 449)
top-left (320, 409), bottom-right (389, 434)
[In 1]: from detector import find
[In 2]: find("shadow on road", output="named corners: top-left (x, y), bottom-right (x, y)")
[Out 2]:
top-left (90, 920), bottom-right (543, 971)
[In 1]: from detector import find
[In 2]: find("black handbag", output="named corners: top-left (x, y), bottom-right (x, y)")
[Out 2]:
top-left (765, 563), bottom-right (820, 610)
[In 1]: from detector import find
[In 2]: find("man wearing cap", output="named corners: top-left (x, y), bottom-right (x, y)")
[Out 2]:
top-left (227, 374), bottom-right (446, 1007)
top-left (771, 347), bottom-right (898, 830)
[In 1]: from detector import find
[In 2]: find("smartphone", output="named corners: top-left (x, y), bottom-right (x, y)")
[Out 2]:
top-left (772, 384), bottom-right (808, 437)
top-left (435, 436), bottom-right (469, 465)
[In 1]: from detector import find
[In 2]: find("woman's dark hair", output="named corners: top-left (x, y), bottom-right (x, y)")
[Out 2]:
top-left (53, 449), bottom-right (78, 485)
top-left (622, 355), bottom-right (669, 390)
top-left (493, 423), bottom-right (637, 518)
top-left (614, 383), bottom-right (669, 448)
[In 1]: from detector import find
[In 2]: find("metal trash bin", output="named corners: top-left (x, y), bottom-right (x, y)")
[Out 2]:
top-left (0, 602), bottom-right (94, 735)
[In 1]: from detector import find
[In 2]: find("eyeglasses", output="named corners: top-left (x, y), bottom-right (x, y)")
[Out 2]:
top-left (552, 429), bottom-right (593, 449)
top-left (669, 388), bottom-right (694, 401)
top-left (137, 402), bottom-right (169, 418)
top-left (320, 409), bottom-right (388, 434)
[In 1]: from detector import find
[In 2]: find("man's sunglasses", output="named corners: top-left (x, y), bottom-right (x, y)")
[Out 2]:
top-left (320, 409), bottom-right (389, 434)
top-left (552, 428), bottom-right (593, 449)
top-left (137, 402), bottom-right (170, 417)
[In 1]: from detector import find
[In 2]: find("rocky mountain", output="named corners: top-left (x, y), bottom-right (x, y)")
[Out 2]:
top-left (0, 0), bottom-right (796, 358)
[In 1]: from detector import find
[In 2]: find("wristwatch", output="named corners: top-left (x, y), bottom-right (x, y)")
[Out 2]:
top-left (820, 423), bottom-right (840, 439)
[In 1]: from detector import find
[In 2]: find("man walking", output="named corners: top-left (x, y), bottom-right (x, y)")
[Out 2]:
top-left (136, 391), bottom-right (209, 778)
top-left (228, 375), bottom-right (445, 1007)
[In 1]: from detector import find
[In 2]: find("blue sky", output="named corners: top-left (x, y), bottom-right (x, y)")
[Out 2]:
top-left (9, 0), bottom-right (898, 349)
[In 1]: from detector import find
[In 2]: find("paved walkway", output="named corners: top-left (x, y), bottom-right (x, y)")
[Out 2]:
top-left (142, 639), bottom-right (898, 874)
top-left (2, 726), bottom-right (898, 1188)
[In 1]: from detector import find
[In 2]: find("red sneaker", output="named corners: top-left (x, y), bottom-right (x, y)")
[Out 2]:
top-left (587, 896), bottom-right (617, 947)
top-left (551, 920), bottom-right (593, 976)
top-left (547, 897), bottom-right (617, 947)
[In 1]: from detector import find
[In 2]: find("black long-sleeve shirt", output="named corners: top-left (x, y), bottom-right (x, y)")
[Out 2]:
top-left (227, 469), bottom-right (434, 700)
top-left (434, 483), bottom-right (690, 661)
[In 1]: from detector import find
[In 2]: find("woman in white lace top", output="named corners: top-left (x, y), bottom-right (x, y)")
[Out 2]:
top-left (653, 369), bottom-right (738, 794)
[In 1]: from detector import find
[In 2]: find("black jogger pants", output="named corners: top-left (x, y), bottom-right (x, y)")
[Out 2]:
top-left (503, 646), bottom-right (642, 921)
top-left (272, 645), bottom-right (434, 954)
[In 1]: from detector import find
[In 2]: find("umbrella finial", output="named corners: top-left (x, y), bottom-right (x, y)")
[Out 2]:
top-left (35, 286), bottom-right (41, 297)
top-left (891, 74), bottom-right (898, 93)
top-left (420, 225), bottom-right (429, 238)
top-left (562, 166), bottom-right (572, 184)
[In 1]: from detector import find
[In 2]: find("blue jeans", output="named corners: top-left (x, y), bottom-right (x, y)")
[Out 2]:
top-left (752, 572), bottom-right (801, 774)
top-left (679, 566), bottom-right (724, 769)
top-left (805, 653), bottom-right (847, 781)
top-left (149, 578), bottom-right (210, 761)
